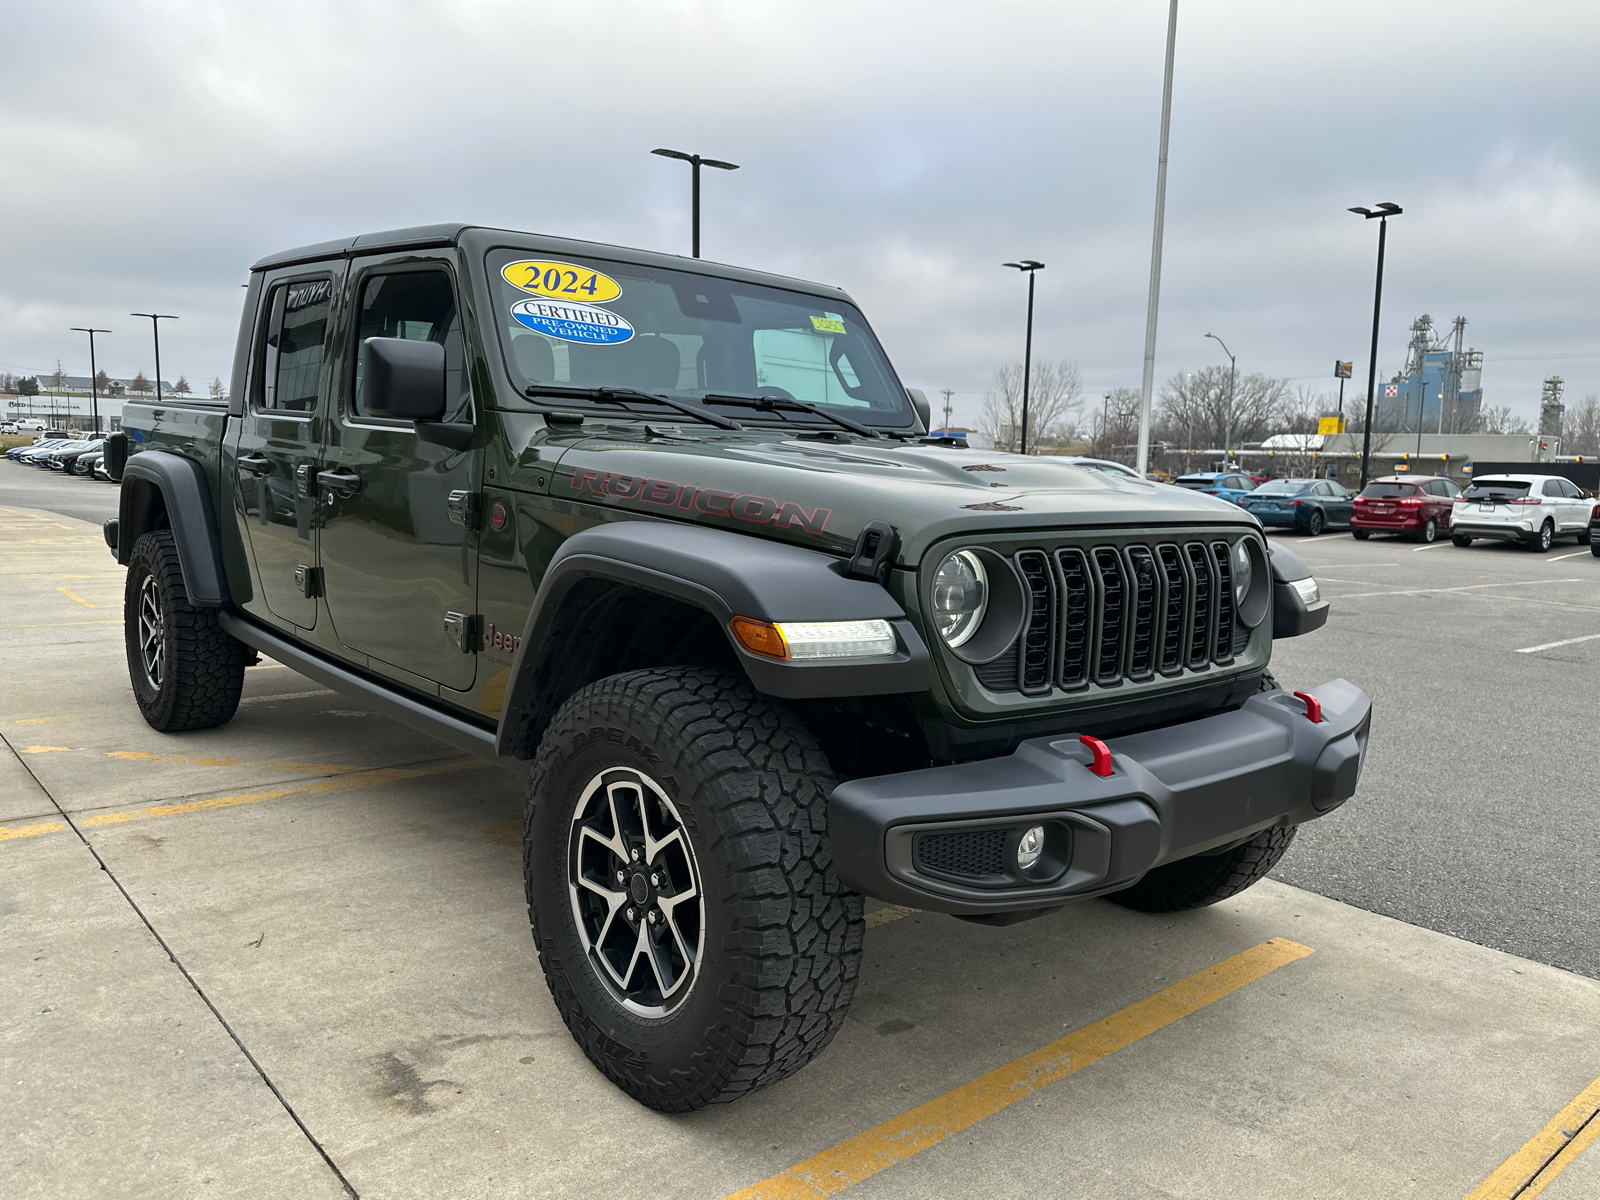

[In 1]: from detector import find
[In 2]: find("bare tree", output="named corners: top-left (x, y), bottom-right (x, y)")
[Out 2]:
top-left (1560, 395), bottom-right (1600, 457)
top-left (1152, 367), bottom-right (1294, 455)
top-left (49, 364), bottom-right (68, 391)
top-left (1089, 386), bottom-right (1142, 462)
top-left (1479, 403), bottom-right (1532, 436)
top-left (173, 375), bottom-right (191, 396)
top-left (978, 360), bottom-right (1084, 452)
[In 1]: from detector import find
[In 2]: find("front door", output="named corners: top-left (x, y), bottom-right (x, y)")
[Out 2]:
top-left (232, 270), bottom-right (341, 630)
top-left (317, 259), bottom-right (479, 691)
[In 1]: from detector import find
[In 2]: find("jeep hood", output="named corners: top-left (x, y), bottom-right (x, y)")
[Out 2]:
top-left (535, 427), bottom-right (1257, 566)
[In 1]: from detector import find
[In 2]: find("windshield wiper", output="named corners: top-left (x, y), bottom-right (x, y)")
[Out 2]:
top-left (700, 393), bottom-right (883, 439)
top-left (523, 384), bottom-right (743, 431)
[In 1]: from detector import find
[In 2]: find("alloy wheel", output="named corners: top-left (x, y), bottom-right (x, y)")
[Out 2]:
top-left (567, 767), bottom-right (704, 1017)
top-left (137, 574), bottom-right (165, 689)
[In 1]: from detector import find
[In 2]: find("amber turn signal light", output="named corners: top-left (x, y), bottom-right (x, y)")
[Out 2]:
top-left (730, 617), bottom-right (788, 660)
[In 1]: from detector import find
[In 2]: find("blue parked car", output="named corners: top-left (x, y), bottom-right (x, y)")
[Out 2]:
top-left (1238, 477), bottom-right (1355, 536)
top-left (8, 438), bottom-right (69, 462)
top-left (1174, 471), bottom-right (1257, 504)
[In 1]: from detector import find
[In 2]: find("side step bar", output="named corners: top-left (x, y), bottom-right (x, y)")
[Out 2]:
top-left (218, 611), bottom-right (513, 770)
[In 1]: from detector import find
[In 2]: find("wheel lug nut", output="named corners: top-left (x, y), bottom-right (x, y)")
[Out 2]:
top-left (650, 873), bottom-right (659, 886)
top-left (627, 907), bottom-right (635, 921)
top-left (631, 848), bottom-right (641, 861)
top-left (647, 911), bottom-right (658, 924)
top-left (616, 870), bottom-right (625, 884)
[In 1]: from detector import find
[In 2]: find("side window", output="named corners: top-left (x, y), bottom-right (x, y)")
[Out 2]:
top-left (1420, 480), bottom-right (1441, 497)
top-left (351, 270), bottom-right (466, 420)
top-left (1313, 481), bottom-right (1333, 496)
top-left (256, 277), bottom-right (332, 413)
top-left (1544, 479), bottom-right (1566, 498)
top-left (1442, 479), bottom-right (1461, 496)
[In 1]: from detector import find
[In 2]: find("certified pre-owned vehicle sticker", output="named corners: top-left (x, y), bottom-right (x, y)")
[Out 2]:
top-left (502, 260), bottom-right (623, 303)
top-left (510, 299), bottom-right (635, 345)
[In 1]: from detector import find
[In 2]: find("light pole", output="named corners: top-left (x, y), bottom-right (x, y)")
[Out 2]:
top-left (69, 327), bottom-right (111, 434)
top-left (651, 148), bottom-right (739, 258)
top-left (1135, 0), bottom-right (1182, 479)
top-left (1349, 202), bottom-right (1403, 487)
top-left (131, 312), bottom-right (178, 404)
top-left (1002, 260), bottom-right (1045, 454)
top-left (1205, 332), bottom-right (1236, 467)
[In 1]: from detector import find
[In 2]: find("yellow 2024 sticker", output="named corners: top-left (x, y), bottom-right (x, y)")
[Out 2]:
top-left (810, 315), bottom-right (846, 334)
top-left (502, 260), bottom-right (622, 304)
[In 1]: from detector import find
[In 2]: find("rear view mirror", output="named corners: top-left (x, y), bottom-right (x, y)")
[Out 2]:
top-left (361, 337), bottom-right (446, 421)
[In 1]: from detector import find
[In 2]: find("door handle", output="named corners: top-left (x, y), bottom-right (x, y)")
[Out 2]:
top-left (317, 469), bottom-right (362, 496)
top-left (237, 454), bottom-right (271, 475)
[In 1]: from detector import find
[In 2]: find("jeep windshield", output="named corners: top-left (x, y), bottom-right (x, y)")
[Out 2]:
top-left (486, 248), bottom-right (915, 431)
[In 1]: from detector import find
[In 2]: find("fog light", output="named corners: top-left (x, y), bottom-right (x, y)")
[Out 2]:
top-left (1017, 825), bottom-right (1046, 870)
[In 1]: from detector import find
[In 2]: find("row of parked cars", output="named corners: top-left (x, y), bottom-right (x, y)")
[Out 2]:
top-left (3, 432), bottom-right (117, 480)
top-left (1174, 469), bottom-right (1600, 555)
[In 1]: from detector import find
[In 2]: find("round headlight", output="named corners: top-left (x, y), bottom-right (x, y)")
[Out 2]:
top-left (1232, 539), bottom-right (1252, 605)
top-left (931, 549), bottom-right (988, 648)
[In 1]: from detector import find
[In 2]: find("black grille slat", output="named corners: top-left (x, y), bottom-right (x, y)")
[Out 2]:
top-left (1184, 542), bottom-right (1214, 668)
top-left (1014, 551), bottom-right (1056, 694)
top-left (1123, 546), bottom-right (1159, 681)
top-left (917, 830), bottom-right (1007, 879)
top-left (1054, 548), bottom-right (1093, 689)
top-left (1156, 544), bottom-right (1187, 674)
top-left (1210, 542), bottom-right (1235, 663)
top-left (1090, 547), bottom-right (1127, 685)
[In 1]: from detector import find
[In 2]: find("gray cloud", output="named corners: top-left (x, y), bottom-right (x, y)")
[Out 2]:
top-left (3, 0), bottom-right (1598, 431)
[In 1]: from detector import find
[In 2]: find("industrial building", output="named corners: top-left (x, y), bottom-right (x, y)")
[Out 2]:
top-left (1376, 314), bottom-right (1483, 434)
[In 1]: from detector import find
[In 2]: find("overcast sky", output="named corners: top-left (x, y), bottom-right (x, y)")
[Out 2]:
top-left (4, 0), bottom-right (1598, 429)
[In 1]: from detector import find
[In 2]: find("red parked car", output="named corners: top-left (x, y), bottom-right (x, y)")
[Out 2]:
top-left (1350, 475), bottom-right (1461, 542)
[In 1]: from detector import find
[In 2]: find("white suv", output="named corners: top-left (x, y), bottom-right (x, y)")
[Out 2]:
top-left (1450, 474), bottom-right (1593, 552)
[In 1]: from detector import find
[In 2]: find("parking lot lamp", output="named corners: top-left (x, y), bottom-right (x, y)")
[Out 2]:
top-left (1205, 332), bottom-right (1236, 467)
top-left (1002, 260), bottom-right (1045, 454)
top-left (130, 313), bottom-right (178, 405)
top-left (651, 148), bottom-right (739, 258)
top-left (69, 327), bottom-right (111, 435)
top-left (1349, 202), bottom-right (1403, 487)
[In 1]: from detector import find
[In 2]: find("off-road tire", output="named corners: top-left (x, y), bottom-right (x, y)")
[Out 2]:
top-left (1351, 529), bottom-right (1370, 541)
top-left (1107, 825), bottom-right (1298, 913)
top-left (1527, 521), bottom-right (1554, 553)
top-left (1107, 669), bottom-right (1295, 913)
top-left (524, 666), bottom-right (863, 1112)
top-left (1451, 534), bottom-right (1472, 548)
top-left (123, 531), bottom-right (248, 732)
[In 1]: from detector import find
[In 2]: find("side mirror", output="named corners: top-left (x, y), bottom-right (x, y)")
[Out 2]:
top-left (361, 337), bottom-right (446, 421)
top-left (103, 431), bottom-right (128, 482)
top-left (906, 387), bottom-right (932, 433)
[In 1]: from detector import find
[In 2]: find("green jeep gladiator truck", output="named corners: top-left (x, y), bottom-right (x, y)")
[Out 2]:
top-left (103, 223), bottom-right (1369, 1112)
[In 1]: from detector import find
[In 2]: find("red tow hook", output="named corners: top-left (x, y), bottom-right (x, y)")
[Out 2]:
top-left (1292, 691), bottom-right (1323, 723)
top-left (1079, 735), bottom-right (1114, 777)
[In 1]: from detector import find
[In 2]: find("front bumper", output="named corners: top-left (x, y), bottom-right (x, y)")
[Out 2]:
top-left (830, 678), bottom-right (1371, 916)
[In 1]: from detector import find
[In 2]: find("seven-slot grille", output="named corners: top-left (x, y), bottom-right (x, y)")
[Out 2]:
top-left (977, 538), bottom-right (1245, 695)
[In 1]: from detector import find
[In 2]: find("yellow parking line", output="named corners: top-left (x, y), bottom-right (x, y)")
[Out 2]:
top-left (725, 938), bottom-right (1314, 1200)
top-left (79, 758), bottom-right (485, 828)
top-left (1465, 1074), bottom-right (1600, 1199)
top-left (0, 757), bottom-right (486, 845)
top-left (0, 821), bottom-right (66, 842)
top-left (56, 587), bottom-right (98, 608)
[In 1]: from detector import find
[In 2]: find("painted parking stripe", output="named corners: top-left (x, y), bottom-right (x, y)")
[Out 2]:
top-left (0, 757), bottom-right (486, 845)
top-left (1337, 580), bottom-right (1583, 600)
top-left (1546, 549), bottom-right (1591, 562)
top-left (1515, 632), bottom-right (1600, 654)
top-left (724, 938), bottom-right (1314, 1200)
top-left (1464, 1073), bottom-right (1600, 1198)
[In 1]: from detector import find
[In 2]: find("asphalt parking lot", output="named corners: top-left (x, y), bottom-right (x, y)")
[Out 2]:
top-left (5, 496), bottom-right (1600, 1198)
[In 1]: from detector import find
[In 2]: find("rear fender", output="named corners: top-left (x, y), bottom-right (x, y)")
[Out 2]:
top-left (115, 451), bottom-right (231, 606)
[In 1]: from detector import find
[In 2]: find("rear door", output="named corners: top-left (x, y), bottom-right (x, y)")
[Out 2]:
top-left (316, 256), bottom-right (479, 691)
top-left (232, 269), bottom-right (341, 630)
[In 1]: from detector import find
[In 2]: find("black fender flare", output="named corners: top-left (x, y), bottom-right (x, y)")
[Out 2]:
top-left (116, 451), bottom-right (231, 606)
top-left (494, 522), bottom-right (930, 757)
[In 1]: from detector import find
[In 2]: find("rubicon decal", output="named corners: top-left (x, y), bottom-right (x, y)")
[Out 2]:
top-left (570, 469), bottom-right (831, 535)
